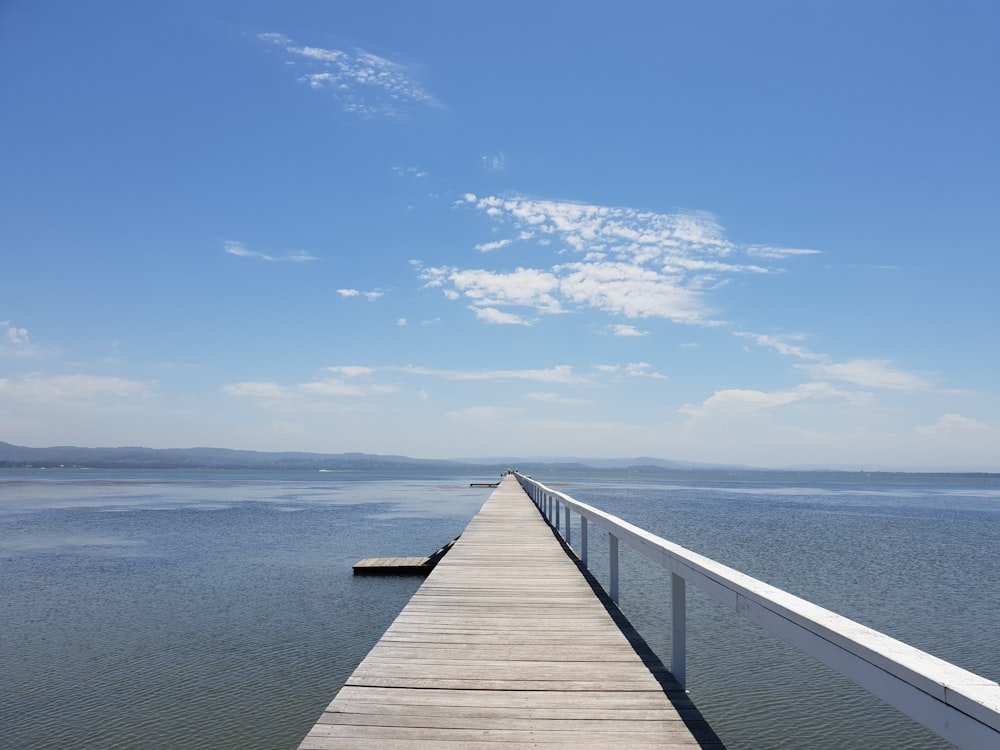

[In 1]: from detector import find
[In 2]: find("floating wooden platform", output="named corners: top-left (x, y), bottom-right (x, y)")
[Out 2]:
top-left (353, 538), bottom-right (459, 576)
top-left (301, 475), bottom-right (721, 749)
top-left (352, 557), bottom-right (435, 575)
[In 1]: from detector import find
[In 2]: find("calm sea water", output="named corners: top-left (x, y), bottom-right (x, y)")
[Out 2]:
top-left (1, 468), bottom-right (997, 749)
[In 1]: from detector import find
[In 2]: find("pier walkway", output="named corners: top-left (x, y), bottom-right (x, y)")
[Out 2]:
top-left (298, 475), bottom-right (721, 749)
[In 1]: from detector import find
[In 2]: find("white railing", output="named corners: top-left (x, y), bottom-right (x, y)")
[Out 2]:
top-left (515, 473), bottom-right (1000, 750)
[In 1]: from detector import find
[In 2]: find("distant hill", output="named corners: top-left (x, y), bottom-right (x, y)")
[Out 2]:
top-left (0, 441), bottom-right (732, 474)
top-left (0, 442), bottom-right (471, 471)
top-left (5, 442), bottom-right (989, 476)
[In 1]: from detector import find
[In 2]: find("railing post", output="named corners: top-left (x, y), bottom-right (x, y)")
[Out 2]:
top-left (581, 517), bottom-right (588, 566)
top-left (609, 533), bottom-right (619, 603)
top-left (565, 504), bottom-right (571, 545)
top-left (671, 572), bottom-right (687, 690)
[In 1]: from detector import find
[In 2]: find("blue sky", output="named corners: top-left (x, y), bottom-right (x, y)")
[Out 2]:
top-left (2, 1), bottom-right (998, 469)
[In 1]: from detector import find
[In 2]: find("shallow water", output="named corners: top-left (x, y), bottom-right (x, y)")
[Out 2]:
top-left (1, 468), bottom-right (997, 749)
top-left (0, 469), bottom-right (486, 750)
top-left (559, 474), bottom-right (1000, 749)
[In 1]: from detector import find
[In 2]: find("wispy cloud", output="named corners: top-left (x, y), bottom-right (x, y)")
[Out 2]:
top-left (473, 307), bottom-right (531, 326)
top-left (481, 153), bottom-right (506, 171)
top-left (257, 32), bottom-right (439, 117)
top-left (526, 391), bottom-right (596, 406)
top-left (736, 331), bottom-right (930, 391)
top-left (596, 362), bottom-right (668, 379)
top-left (802, 359), bottom-right (929, 391)
top-left (1, 322), bottom-right (50, 359)
top-left (299, 379), bottom-right (397, 397)
top-left (610, 324), bottom-right (648, 337)
top-left (393, 165), bottom-right (428, 178)
top-left (735, 331), bottom-right (823, 360)
top-left (680, 382), bottom-right (848, 418)
top-left (224, 241), bottom-right (316, 263)
top-left (224, 364), bottom-right (591, 405)
top-left (402, 364), bottom-right (586, 384)
top-left (419, 194), bottom-right (818, 326)
top-left (224, 376), bottom-right (397, 400)
top-left (0, 374), bottom-right (151, 401)
top-left (327, 366), bottom-right (375, 377)
top-left (917, 413), bottom-right (992, 437)
top-left (337, 288), bottom-right (383, 301)
top-left (475, 239), bottom-right (513, 253)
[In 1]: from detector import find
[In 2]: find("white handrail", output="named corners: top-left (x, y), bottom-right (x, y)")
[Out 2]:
top-left (514, 473), bottom-right (1000, 750)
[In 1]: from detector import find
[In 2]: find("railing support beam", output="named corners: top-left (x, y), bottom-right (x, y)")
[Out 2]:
top-left (672, 572), bottom-right (687, 690)
top-left (609, 533), bottom-right (619, 604)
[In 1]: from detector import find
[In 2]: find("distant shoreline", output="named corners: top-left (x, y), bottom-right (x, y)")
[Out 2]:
top-left (1, 443), bottom-right (997, 477)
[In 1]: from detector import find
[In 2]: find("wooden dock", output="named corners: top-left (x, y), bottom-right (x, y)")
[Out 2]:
top-left (353, 538), bottom-right (459, 576)
top-left (299, 475), bottom-right (722, 749)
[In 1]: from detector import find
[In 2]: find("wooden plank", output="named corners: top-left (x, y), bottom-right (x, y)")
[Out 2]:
top-left (330, 686), bottom-right (696, 710)
top-left (298, 475), bottom-right (720, 749)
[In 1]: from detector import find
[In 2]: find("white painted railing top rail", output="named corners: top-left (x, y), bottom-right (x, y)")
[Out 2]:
top-left (514, 473), bottom-right (1000, 750)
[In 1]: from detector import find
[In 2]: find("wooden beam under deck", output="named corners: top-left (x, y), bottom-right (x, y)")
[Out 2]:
top-left (299, 475), bottom-right (722, 749)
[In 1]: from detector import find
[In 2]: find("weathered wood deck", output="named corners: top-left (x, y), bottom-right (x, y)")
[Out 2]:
top-left (298, 475), bottom-right (722, 749)
top-left (353, 538), bottom-right (459, 576)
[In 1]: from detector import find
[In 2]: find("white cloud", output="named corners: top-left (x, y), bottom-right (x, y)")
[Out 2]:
top-left (224, 374), bottom-right (396, 400)
top-left (1, 322), bottom-right (49, 359)
top-left (625, 362), bottom-right (667, 379)
top-left (801, 359), bottom-right (928, 391)
top-left (225, 240), bottom-right (316, 263)
top-left (420, 265), bottom-right (563, 314)
top-left (475, 239), bottom-right (513, 253)
top-left (337, 288), bottom-right (383, 301)
top-left (473, 307), bottom-right (531, 326)
top-left (403, 364), bottom-right (586, 384)
top-left (419, 194), bottom-right (816, 326)
top-left (738, 331), bottom-right (929, 393)
top-left (556, 260), bottom-right (709, 321)
top-left (257, 32), bottom-right (292, 46)
top-left (327, 366), bottom-right (374, 377)
top-left (223, 381), bottom-right (292, 399)
top-left (611, 324), bottom-right (647, 337)
top-left (0, 374), bottom-right (151, 401)
top-left (735, 331), bottom-right (823, 361)
top-left (745, 245), bottom-right (821, 259)
top-left (258, 32), bottom-right (439, 117)
top-left (5, 325), bottom-right (29, 346)
top-left (916, 413), bottom-right (991, 437)
top-left (397, 318), bottom-right (408, 326)
top-left (680, 382), bottom-right (846, 417)
top-left (593, 362), bottom-right (666, 379)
